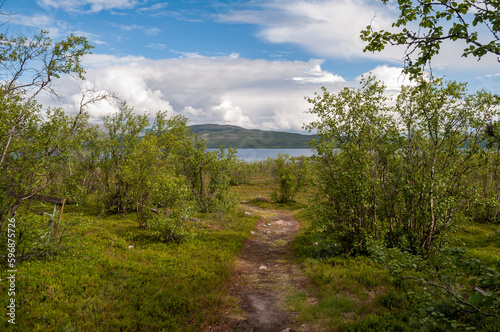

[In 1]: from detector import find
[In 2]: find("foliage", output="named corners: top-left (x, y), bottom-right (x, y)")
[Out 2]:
top-left (305, 77), bottom-right (396, 255)
top-left (0, 28), bottom-right (97, 259)
top-left (361, 0), bottom-right (500, 77)
top-left (93, 102), bottom-right (150, 214)
top-left (228, 158), bottom-right (255, 186)
top-left (305, 76), bottom-right (498, 255)
top-left (122, 135), bottom-right (192, 230)
top-left (294, 205), bottom-right (499, 331)
top-left (179, 137), bottom-right (237, 214)
top-left (368, 240), bottom-right (499, 330)
top-left (464, 148), bottom-right (500, 225)
top-left (271, 153), bottom-right (311, 203)
top-left (0, 207), bottom-right (65, 263)
top-left (0, 30), bottom-right (93, 97)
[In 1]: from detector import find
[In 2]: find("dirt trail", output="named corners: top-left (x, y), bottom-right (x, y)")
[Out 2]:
top-left (212, 204), bottom-right (317, 332)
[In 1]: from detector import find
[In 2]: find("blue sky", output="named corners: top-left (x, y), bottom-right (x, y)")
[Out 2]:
top-left (3, 0), bottom-right (499, 132)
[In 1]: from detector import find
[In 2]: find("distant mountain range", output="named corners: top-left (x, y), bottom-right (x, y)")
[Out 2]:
top-left (189, 124), bottom-right (317, 148)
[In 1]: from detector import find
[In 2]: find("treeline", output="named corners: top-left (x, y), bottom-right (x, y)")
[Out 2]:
top-left (0, 99), bottom-right (252, 257)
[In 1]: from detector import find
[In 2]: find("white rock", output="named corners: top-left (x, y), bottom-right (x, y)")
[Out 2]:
top-left (259, 266), bottom-right (267, 270)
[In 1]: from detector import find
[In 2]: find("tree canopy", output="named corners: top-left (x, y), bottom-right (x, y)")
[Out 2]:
top-left (361, 0), bottom-right (500, 77)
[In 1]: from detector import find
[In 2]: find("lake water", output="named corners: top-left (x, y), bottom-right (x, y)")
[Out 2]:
top-left (208, 148), bottom-right (314, 162)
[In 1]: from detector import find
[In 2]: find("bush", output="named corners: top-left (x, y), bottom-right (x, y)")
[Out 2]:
top-left (368, 240), bottom-right (500, 331)
top-left (304, 77), bottom-right (498, 255)
top-left (271, 153), bottom-right (310, 203)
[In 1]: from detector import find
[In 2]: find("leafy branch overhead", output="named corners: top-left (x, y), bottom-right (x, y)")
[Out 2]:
top-left (361, 0), bottom-right (500, 76)
top-left (0, 30), bottom-right (94, 97)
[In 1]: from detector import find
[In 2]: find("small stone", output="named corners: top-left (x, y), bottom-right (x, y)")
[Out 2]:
top-left (245, 212), bottom-right (252, 215)
top-left (259, 266), bottom-right (267, 270)
top-left (128, 245), bottom-right (134, 249)
top-left (250, 231), bottom-right (256, 234)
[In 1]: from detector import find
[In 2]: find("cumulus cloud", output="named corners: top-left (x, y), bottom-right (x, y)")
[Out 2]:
top-left (356, 65), bottom-right (414, 91)
top-left (39, 54), bottom-right (349, 132)
top-left (293, 64), bottom-right (345, 84)
top-left (212, 99), bottom-right (254, 128)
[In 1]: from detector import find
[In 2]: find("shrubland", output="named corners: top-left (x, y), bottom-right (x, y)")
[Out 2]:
top-left (0, 24), bottom-right (249, 331)
top-left (295, 76), bottom-right (500, 331)
top-left (1, 4), bottom-right (499, 331)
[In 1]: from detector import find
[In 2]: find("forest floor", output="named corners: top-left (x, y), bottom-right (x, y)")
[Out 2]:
top-left (211, 202), bottom-right (320, 332)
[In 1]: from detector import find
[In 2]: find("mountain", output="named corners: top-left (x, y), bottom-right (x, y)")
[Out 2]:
top-left (189, 124), bottom-right (317, 149)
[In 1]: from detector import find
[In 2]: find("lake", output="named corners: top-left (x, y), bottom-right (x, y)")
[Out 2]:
top-left (208, 148), bottom-right (314, 162)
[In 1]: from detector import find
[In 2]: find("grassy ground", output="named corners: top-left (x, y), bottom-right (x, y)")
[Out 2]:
top-left (1, 205), bottom-right (258, 331)
top-left (454, 222), bottom-right (500, 267)
top-left (291, 210), bottom-right (500, 331)
top-left (2, 168), bottom-right (498, 331)
top-left (228, 170), bottom-right (500, 331)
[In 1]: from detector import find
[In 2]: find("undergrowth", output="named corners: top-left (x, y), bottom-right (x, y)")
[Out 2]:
top-left (292, 213), bottom-right (500, 331)
top-left (0, 205), bottom-right (258, 331)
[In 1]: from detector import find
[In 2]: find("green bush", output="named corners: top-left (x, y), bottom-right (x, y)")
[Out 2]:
top-left (271, 153), bottom-right (310, 203)
top-left (305, 77), bottom-right (499, 255)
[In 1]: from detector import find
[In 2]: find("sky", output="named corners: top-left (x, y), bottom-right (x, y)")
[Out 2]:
top-left (3, 0), bottom-right (500, 132)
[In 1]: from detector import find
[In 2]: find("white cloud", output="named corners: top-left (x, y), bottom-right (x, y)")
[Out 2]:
top-left (474, 72), bottom-right (500, 94)
top-left (212, 99), bottom-right (254, 128)
top-left (111, 23), bottom-right (161, 35)
top-left (147, 43), bottom-right (168, 50)
top-left (40, 54), bottom-right (349, 132)
top-left (137, 2), bottom-right (169, 12)
top-left (219, 0), bottom-right (499, 74)
top-left (37, 0), bottom-right (140, 13)
top-left (10, 14), bottom-right (53, 27)
top-left (145, 27), bottom-right (161, 35)
top-left (182, 106), bottom-right (204, 118)
top-left (356, 65), bottom-right (413, 90)
top-left (114, 24), bottom-right (143, 31)
top-left (9, 13), bottom-right (70, 38)
top-left (220, 0), bottom-right (399, 63)
top-left (293, 64), bottom-right (345, 84)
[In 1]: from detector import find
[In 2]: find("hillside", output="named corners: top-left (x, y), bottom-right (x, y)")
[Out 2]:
top-left (189, 124), bottom-right (317, 148)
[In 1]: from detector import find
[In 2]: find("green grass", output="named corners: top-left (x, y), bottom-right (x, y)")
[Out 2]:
top-left (455, 222), bottom-right (500, 266)
top-left (230, 170), bottom-right (314, 210)
top-left (1, 206), bottom-right (259, 331)
top-left (293, 255), bottom-right (398, 328)
top-left (3, 168), bottom-right (499, 331)
top-left (292, 216), bottom-right (500, 331)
